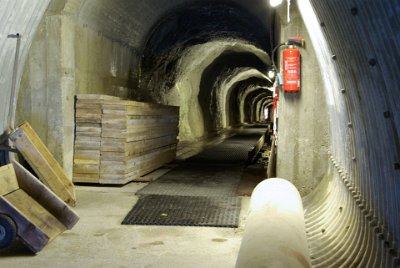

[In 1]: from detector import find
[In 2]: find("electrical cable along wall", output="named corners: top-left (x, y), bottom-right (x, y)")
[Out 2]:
top-left (299, 0), bottom-right (400, 266)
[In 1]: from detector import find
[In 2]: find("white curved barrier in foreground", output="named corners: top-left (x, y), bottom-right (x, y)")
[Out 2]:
top-left (236, 178), bottom-right (311, 268)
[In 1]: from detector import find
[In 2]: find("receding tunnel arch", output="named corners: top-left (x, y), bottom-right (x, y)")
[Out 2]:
top-left (255, 97), bottom-right (273, 122)
top-left (215, 68), bottom-right (272, 130)
top-left (250, 92), bottom-right (270, 123)
top-left (243, 88), bottom-right (272, 123)
top-left (198, 51), bottom-right (269, 133)
top-left (227, 81), bottom-right (270, 127)
top-left (239, 85), bottom-right (271, 123)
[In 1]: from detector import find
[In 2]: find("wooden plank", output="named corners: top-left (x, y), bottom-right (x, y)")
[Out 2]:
top-left (76, 94), bottom-right (121, 101)
top-left (72, 173), bottom-right (99, 183)
top-left (100, 144), bottom-right (176, 160)
top-left (75, 136), bottom-right (101, 142)
top-left (76, 117), bottom-right (101, 124)
top-left (76, 126), bottom-right (101, 134)
top-left (0, 164), bottom-right (19, 196)
top-left (100, 135), bottom-right (177, 153)
top-left (5, 189), bottom-right (66, 241)
top-left (75, 123), bottom-right (101, 128)
top-left (102, 99), bottom-right (179, 110)
top-left (102, 107), bottom-right (179, 116)
top-left (101, 126), bottom-right (178, 140)
top-left (73, 150), bottom-right (100, 161)
top-left (75, 108), bottom-right (101, 116)
top-left (98, 172), bottom-right (140, 185)
top-left (9, 122), bottom-right (76, 206)
top-left (138, 168), bottom-right (171, 182)
top-left (100, 144), bottom-right (176, 162)
top-left (12, 160), bottom-right (79, 229)
top-left (73, 162), bottom-right (99, 174)
top-left (98, 151), bottom-right (175, 183)
top-left (75, 103), bottom-right (102, 110)
top-left (74, 131), bottom-right (101, 138)
top-left (76, 94), bottom-right (121, 100)
top-left (74, 140), bottom-right (101, 150)
top-left (100, 147), bottom-right (176, 175)
top-left (102, 116), bottom-right (178, 127)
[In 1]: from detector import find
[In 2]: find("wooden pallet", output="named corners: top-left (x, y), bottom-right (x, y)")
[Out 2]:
top-left (9, 122), bottom-right (76, 206)
top-left (73, 94), bottom-right (179, 185)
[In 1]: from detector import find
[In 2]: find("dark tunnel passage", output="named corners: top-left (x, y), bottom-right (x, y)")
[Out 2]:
top-left (0, 0), bottom-right (399, 267)
top-left (198, 51), bottom-right (270, 133)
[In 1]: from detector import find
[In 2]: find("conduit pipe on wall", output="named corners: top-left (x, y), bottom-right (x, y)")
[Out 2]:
top-left (236, 178), bottom-right (311, 268)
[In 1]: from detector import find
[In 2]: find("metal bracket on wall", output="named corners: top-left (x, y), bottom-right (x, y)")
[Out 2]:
top-left (7, 33), bottom-right (22, 132)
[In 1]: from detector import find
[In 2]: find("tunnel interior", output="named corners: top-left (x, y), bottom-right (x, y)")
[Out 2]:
top-left (0, 0), bottom-right (399, 266)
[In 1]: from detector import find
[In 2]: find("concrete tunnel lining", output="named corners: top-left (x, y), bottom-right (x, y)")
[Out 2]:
top-left (0, 0), bottom-right (399, 266)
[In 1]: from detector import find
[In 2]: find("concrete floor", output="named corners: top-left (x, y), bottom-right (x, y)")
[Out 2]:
top-left (0, 183), bottom-right (250, 268)
top-left (0, 134), bottom-right (252, 268)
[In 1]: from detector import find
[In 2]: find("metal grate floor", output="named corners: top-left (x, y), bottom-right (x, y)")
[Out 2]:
top-left (123, 128), bottom-right (266, 228)
top-left (122, 195), bottom-right (241, 228)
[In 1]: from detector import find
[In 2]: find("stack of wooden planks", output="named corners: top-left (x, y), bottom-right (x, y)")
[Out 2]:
top-left (73, 94), bottom-right (179, 184)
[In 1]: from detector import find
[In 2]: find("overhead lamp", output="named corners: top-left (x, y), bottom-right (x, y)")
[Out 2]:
top-left (269, 0), bottom-right (283, 7)
top-left (269, 0), bottom-right (291, 23)
top-left (267, 68), bottom-right (276, 80)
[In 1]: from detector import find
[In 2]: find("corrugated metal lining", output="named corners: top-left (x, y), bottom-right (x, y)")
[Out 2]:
top-left (0, 0), bottom-right (51, 132)
top-left (300, 0), bottom-right (400, 266)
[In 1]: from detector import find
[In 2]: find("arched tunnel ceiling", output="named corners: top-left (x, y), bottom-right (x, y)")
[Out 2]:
top-left (139, 1), bottom-right (273, 93)
top-left (57, 0), bottom-right (273, 50)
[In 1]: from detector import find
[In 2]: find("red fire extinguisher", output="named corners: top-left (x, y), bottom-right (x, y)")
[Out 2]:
top-left (283, 46), bottom-right (301, 92)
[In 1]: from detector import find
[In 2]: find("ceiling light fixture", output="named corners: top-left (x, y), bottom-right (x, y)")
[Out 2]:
top-left (269, 0), bottom-right (283, 7)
